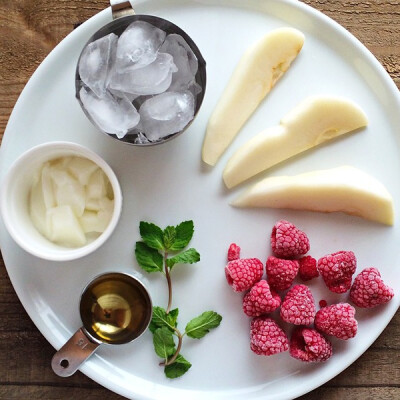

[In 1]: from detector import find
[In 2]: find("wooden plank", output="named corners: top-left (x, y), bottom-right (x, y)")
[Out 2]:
top-left (299, 386), bottom-right (400, 400)
top-left (0, 385), bottom-right (124, 400)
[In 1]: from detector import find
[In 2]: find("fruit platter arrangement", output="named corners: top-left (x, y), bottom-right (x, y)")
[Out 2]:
top-left (1, 1), bottom-right (400, 399)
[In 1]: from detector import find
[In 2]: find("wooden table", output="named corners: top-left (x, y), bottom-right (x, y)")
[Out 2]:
top-left (0, 1), bottom-right (399, 399)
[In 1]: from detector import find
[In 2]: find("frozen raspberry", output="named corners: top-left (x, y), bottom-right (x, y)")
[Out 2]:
top-left (290, 327), bottom-right (332, 362)
top-left (243, 280), bottom-right (281, 317)
top-left (266, 256), bottom-right (299, 291)
top-left (225, 258), bottom-right (263, 292)
top-left (270, 220), bottom-right (310, 259)
top-left (298, 256), bottom-right (318, 281)
top-left (317, 251), bottom-right (357, 293)
top-left (280, 284), bottom-right (316, 325)
top-left (350, 267), bottom-right (394, 308)
top-left (315, 303), bottom-right (358, 340)
top-left (227, 243), bottom-right (241, 261)
top-left (250, 317), bottom-right (289, 356)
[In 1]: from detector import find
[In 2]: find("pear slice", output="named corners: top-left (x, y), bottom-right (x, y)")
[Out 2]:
top-left (223, 96), bottom-right (368, 188)
top-left (232, 166), bottom-right (394, 226)
top-left (202, 27), bottom-right (305, 166)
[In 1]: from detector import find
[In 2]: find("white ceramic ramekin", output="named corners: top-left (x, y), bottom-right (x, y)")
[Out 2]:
top-left (0, 141), bottom-right (122, 261)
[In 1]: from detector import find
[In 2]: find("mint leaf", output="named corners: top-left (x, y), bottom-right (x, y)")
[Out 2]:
top-left (139, 222), bottom-right (164, 250)
top-left (164, 354), bottom-right (192, 379)
top-left (150, 306), bottom-right (178, 333)
top-left (153, 327), bottom-right (176, 360)
top-left (185, 311), bottom-right (222, 339)
top-left (166, 248), bottom-right (200, 269)
top-left (163, 226), bottom-right (176, 250)
top-left (135, 242), bottom-right (163, 273)
top-left (169, 221), bottom-right (194, 251)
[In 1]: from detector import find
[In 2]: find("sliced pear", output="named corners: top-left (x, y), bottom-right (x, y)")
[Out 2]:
top-left (232, 166), bottom-right (394, 225)
top-left (202, 27), bottom-right (305, 166)
top-left (223, 96), bottom-right (368, 188)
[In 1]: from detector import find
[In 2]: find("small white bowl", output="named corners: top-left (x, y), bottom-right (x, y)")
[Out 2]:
top-left (1, 142), bottom-right (122, 261)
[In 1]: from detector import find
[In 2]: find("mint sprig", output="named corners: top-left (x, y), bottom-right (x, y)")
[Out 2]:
top-left (135, 220), bottom-right (222, 379)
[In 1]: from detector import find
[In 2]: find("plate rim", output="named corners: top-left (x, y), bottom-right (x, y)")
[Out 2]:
top-left (1, 1), bottom-right (400, 399)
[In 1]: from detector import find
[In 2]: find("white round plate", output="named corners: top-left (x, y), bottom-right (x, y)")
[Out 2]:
top-left (1, 1), bottom-right (400, 399)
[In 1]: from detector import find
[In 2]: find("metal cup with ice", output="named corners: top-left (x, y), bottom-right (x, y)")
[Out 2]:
top-left (75, 2), bottom-right (206, 145)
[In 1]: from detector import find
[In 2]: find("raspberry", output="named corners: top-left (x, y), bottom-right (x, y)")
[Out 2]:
top-left (266, 256), bottom-right (299, 291)
top-left (225, 258), bottom-right (263, 292)
top-left (243, 280), bottom-right (281, 317)
top-left (227, 243), bottom-right (241, 261)
top-left (317, 251), bottom-right (357, 293)
top-left (280, 284), bottom-right (316, 325)
top-left (350, 267), bottom-right (394, 308)
top-left (315, 303), bottom-right (358, 340)
top-left (250, 317), bottom-right (289, 356)
top-left (270, 220), bottom-right (310, 258)
top-left (298, 256), bottom-right (318, 281)
top-left (290, 327), bottom-right (332, 362)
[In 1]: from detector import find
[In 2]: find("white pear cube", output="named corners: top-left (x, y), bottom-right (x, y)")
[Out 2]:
top-left (80, 211), bottom-right (105, 233)
top-left (223, 96), bottom-right (368, 188)
top-left (232, 166), bottom-right (394, 226)
top-left (68, 157), bottom-right (99, 185)
top-left (86, 169), bottom-right (108, 200)
top-left (52, 169), bottom-right (86, 217)
top-left (46, 205), bottom-right (86, 247)
top-left (202, 27), bottom-right (305, 166)
top-left (41, 162), bottom-right (56, 209)
top-left (29, 176), bottom-right (49, 237)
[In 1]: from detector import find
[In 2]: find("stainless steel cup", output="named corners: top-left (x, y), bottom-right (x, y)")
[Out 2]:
top-left (51, 272), bottom-right (152, 377)
top-left (76, 0), bottom-right (207, 145)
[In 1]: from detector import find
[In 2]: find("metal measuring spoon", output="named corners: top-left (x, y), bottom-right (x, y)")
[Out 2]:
top-left (51, 272), bottom-right (152, 377)
top-left (75, 0), bottom-right (207, 145)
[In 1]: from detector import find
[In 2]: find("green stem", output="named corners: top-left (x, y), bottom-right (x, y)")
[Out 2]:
top-left (164, 252), bottom-right (173, 314)
top-left (160, 328), bottom-right (183, 366)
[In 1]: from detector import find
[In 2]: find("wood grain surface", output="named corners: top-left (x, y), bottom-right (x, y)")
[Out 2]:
top-left (0, 0), bottom-right (399, 399)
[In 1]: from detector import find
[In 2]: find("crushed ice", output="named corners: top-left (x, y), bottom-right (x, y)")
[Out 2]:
top-left (78, 21), bottom-right (200, 141)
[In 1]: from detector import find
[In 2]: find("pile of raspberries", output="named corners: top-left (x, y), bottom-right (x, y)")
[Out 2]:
top-left (225, 220), bottom-right (394, 362)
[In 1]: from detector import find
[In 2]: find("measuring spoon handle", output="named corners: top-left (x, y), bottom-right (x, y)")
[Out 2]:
top-left (51, 328), bottom-right (100, 377)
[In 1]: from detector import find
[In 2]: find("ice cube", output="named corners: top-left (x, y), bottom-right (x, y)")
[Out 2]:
top-left (80, 87), bottom-right (140, 138)
top-left (78, 33), bottom-right (118, 97)
top-left (139, 91), bottom-right (195, 141)
top-left (115, 21), bottom-right (166, 71)
top-left (109, 52), bottom-right (177, 96)
top-left (160, 34), bottom-right (199, 92)
top-left (134, 132), bottom-right (150, 144)
top-left (108, 88), bottom-right (138, 102)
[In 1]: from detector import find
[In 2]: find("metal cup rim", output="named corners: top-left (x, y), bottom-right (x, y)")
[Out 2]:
top-left (78, 271), bottom-right (153, 345)
top-left (75, 14), bottom-right (207, 146)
